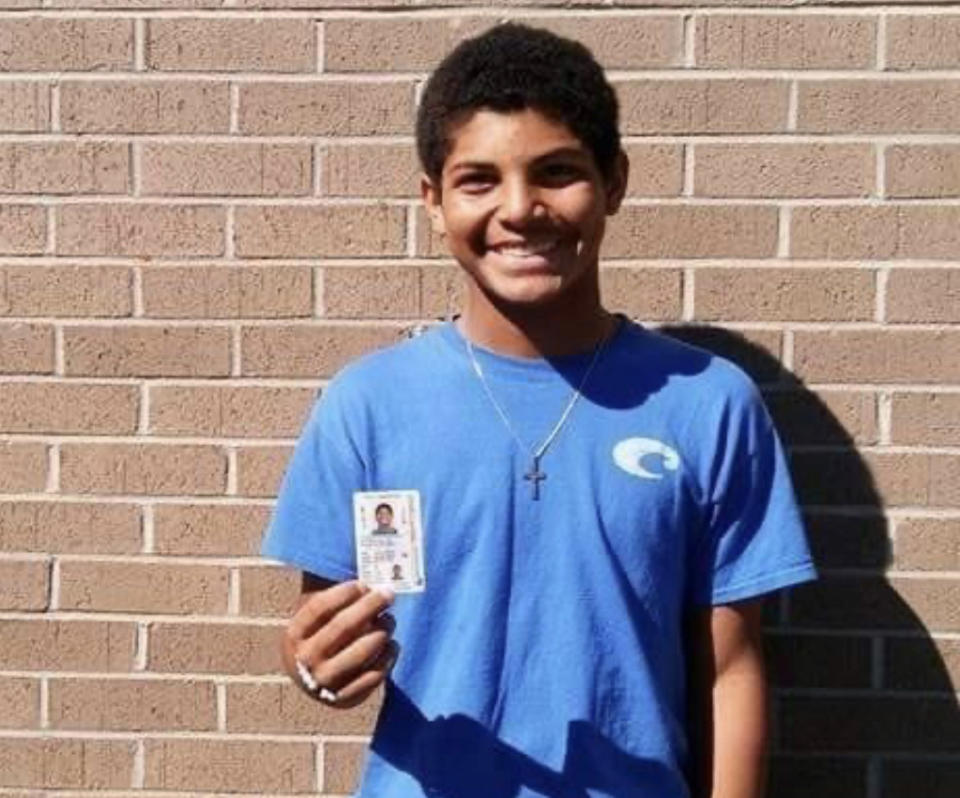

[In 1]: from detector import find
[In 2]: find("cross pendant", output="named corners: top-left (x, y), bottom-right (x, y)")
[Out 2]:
top-left (524, 456), bottom-right (546, 500)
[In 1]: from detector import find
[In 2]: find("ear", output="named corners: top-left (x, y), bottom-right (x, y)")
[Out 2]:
top-left (420, 173), bottom-right (447, 237)
top-left (604, 149), bottom-right (629, 216)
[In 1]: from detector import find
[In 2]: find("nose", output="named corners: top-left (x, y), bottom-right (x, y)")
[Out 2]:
top-left (498, 175), bottom-right (544, 227)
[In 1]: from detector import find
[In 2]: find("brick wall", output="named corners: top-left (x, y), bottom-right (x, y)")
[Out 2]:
top-left (0, 1), bottom-right (957, 795)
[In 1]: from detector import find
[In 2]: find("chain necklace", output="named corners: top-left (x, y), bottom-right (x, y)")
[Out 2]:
top-left (463, 316), bottom-right (617, 500)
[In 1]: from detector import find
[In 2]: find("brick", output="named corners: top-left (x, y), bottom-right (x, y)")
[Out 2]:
top-left (624, 143), bottom-right (684, 197)
top-left (0, 502), bottom-right (140, 555)
top-left (63, 325), bottom-right (231, 377)
top-left (891, 392), bottom-right (960, 446)
top-left (792, 450), bottom-right (960, 508)
top-left (235, 204), bottom-right (405, 258)
top-left (150, 385), bottom-right (314, 438)
top-left (0, 142), bottom-right (128, 194)
top-left (226, 681), bottom-right (380, 734)
top-left (324, 741), bottom-right (367, 795)
top-left (694, 267), bottom-right (874, 321)
top-left (59, 560), bottom-right (229, 614)
top-left (420, 266), bottom-right (465, 319)
top-left (794, 331), bottom-right (960, 384)
top-left (58, 204), bottom-right (224, 257)
top-left (884, 637), bottom-right (960, 692)
top-left (0, 558), bottom-right (48, 610)
top-left (49, 678), bottom-right (217, 731)
top-left (242, 324), bottom-right (406, 378)
top-left (325, 16), bottom-right (487, 71)
top-left (886, 145), bottom-right (960, 198)
top-left (324, 142), bottom-right (419, 198)
top-left (0, 443), bottom-right (47, 493)
top-left (888, 15), bottom-right (960, 69)
top-left (326, 16), bottom-right (681, 72)
top-left (238, 566), bottom-right (298, 617)
top-left (239, 81), bottom-right (413, 135)
top-left (154, 504), bottom-right (271, 557)
top-left (0, 265), bottom-right (132, 317)
top-left (790, 576), bottom-right (960, 632)
top-left (0, 739), bottom-right (134, 789)
top-left (60, 443), bottom-right (227, 496)
top-left (764, 390), bottom-right (878, 446)
top-left (798, 81), bottom-right (960, 134)
top-left (0, 323), bottom-right (53, 374)
top-left (141, 143), bottom-right (311, 197)
top-left (0, 619), bottom-right (135, 670)
top-left (0, 18), bottom-right (131, 71)
top-left (142, 265), bottom-right (311, 319)
top-left (660, 326), bottom-right (783, 385)
top-left (0, 82), bottom-right (50, 132)
top-left (606, 206), bottom-right (779, 259)
top-left (147, 18), bottom-right (314, 72)
top-left (61, 80), bottom-right (229, 133)
top-left (0, 677), bottom-right (39, 729)
top-left (803, 513), bottom-right (889, 571)
top-left (768, 756), bottom-right (867, 798)
top-left (780, 695), bottom-right (960, 752)
top-left (0, 205), bottom-right (45, 255)
top-left (599, 267), bottom-right (681, 320)
top-left (695, 15), bottom-right (875, 69)
top-left (324, 266), bottom-right (420, 319)
top-left (695, 143), bottom-right (873, 198)
top-left (886, 269), bottom-right (960, 323)
top-left (147, 621), bottom-right (282, 674)
top-left (236, 446), bottom-right (291, 498)
top-left (143, 738), bottom-right (314, 793)
top-left (883, 761), bottom-right (960, 798)
top-left (895, 519), bottom-right (960, 571)
top-left (765, 632), bottom-right (872, 689)
top-left (0, 383), bottom-right (138, 434)
top-left (792, 206), bottom-right (960, 260)
top-left (617, 79), bottom-right (789, 134)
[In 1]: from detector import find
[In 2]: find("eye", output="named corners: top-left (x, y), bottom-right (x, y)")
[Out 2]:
top-left (537, 162), bottom-right (584, 186)
top-left (454, 172), bottom-right (496, 193)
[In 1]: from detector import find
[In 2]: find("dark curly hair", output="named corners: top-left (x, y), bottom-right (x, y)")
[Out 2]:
top-left (416, 23), bottom-right (621, 184)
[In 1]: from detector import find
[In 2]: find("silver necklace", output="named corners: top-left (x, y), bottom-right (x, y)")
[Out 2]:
top-left (463, 317), bottom-right (617, 500)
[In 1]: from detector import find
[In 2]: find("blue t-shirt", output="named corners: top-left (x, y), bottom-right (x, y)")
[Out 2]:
top-left (261, 317), bottom-right (817, 798)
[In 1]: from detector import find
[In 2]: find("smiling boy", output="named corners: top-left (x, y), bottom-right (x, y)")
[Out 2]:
top-left (262, 23), bottom-right (816, 798)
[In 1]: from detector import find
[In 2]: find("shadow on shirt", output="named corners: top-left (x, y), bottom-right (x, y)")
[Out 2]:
top-left (372, 685), bottom-right (677, 798)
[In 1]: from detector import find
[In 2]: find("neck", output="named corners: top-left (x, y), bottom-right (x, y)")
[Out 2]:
top-left (458, 278), bottom-right (614, 359)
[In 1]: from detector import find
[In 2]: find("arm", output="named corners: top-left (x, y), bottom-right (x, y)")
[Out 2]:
top-left (686, 598), bottom-right (769, 798)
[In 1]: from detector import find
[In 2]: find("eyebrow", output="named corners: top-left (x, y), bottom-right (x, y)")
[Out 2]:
top-left (448, 146), bottom-right (591, 174)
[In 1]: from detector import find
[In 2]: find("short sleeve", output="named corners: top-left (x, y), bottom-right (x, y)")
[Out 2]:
top-left (688, 376), bottom-right (818, 606)
top-left (259, 383), bottom-right (365, 581)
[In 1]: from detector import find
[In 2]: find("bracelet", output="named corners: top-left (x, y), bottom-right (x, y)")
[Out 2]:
top-left (295, 658), bottom-right (338, 705)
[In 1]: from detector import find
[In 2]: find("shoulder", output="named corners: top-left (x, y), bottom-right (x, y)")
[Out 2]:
top-left (620, 322), bottom-right (763, 409)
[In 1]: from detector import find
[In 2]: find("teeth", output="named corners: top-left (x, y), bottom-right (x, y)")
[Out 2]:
top-left (494, 241), bottom-right (557, 256)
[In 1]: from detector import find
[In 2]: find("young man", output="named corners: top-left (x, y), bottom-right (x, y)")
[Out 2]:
top-left (371, 503), bottom-right (398, 535)
top-left (262, 23), bottom-right (816, 798)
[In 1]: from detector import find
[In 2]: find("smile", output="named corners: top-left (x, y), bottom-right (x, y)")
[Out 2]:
top-left (489, 240), bottom-right (561, 258)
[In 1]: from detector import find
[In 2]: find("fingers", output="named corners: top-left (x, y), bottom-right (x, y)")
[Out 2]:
top-left (287, 580), bottom-right (370, 642)
top-left (312, 623), bottom-right (391, 688)
top-left (332, 640), bottom-right (400, 708)
top-left (298, 586), bottom-right (395, 664)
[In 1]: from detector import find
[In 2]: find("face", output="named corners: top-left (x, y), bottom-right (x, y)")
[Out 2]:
top-left (422, 108), bottom-right (627, 309)
top-left (376, 507), bottom-right (393, 526)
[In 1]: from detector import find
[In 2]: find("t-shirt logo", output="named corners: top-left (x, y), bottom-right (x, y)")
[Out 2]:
top-left (612, 437), bottom-right (681, 480)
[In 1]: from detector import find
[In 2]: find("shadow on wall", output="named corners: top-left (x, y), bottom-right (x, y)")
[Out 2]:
top-left (662, 325), bottom-right (959, 798)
